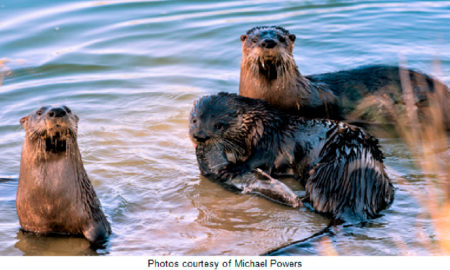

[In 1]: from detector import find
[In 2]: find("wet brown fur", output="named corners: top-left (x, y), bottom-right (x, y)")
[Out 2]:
top-left (239, 26), bottom-right (450, 125)
top-left (190, 93), bottom-right (394, 221)
top-left (17, 106), bottom-right (111, 244)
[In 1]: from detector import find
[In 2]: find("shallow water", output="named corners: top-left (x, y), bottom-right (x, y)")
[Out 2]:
top-left (0, 0), bottom-right (449, 255)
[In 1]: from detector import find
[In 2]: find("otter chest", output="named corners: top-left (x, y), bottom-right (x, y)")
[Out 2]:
top-left (20, 157), bottom-right (84, 214)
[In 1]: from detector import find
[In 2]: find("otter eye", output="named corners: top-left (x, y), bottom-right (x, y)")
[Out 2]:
top-left (252, 37), bottom-right (258, 43)
top-left (215, 122), bottom-right (226, 130)
top-left (279, 36), bottom-right (286, 43)
top-left (192, 119), bottom-right (197, 124)
top-left (36, 106), bottom-right (46, 116)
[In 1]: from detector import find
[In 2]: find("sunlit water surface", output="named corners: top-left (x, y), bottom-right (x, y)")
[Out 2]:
top-left (0, 0), bottom-right (449, 255)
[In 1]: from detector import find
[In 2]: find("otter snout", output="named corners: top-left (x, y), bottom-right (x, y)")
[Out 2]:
top-left (47, 107), bottom-right (67, 118)
top-left (261, 38), bottom-right (277, 49)
top-left (192, 130), bottom-right (210, 143)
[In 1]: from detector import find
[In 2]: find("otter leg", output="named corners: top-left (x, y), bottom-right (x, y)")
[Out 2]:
top-left (234, 169), bottom-right (303, 208)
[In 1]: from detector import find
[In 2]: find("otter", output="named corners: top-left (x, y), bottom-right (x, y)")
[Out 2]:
top-left (189, 93), bottom-right (394, 221)
top-left (17, 105), bottom-right (111, 244)
top-left (239, 26), bottom-right (450, 125)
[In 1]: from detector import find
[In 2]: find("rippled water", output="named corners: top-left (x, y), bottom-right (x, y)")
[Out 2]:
top-left (0, 0), bottom-right (449, 255)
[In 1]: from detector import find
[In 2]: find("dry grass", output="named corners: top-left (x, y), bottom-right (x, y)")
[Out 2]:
top-left (393, 60), bottom-right (449, 255)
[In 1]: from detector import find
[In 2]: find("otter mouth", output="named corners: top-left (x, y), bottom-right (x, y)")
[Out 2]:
top-left (258, 58), bottom-right (279, 81)
top-left (39, 126), bottom-right (75, 154)
top-left (45, 132), bottom-right (67, 153)
top-left (189, 135), bottom-right (198, 148)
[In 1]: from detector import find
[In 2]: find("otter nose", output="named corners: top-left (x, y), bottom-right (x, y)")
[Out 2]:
top-left (261, 39), bottom-right (277, 49)
top-left (47, 108), bottom-right (67, 118)
top-left (193, 131), bottom-right (210, 143)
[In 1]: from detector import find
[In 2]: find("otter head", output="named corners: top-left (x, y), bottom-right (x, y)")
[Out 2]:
top-left (240, 26), bottom-right (296, 81)
top-left (20, 105), bottom-right (79, 154)
top-left (189, 94), bottom-right (244, 147)
top-left (189, 93), bottom-right (268, 163)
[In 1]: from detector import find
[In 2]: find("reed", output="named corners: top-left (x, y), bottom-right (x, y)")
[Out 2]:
top-left (394, 60), bottom-right (450, 255)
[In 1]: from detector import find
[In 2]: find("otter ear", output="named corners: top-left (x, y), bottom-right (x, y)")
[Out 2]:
top-left (288, 34), bottom-right (296, 42)
top-left (19, 116), bottom-right (28, 126)
top-left (240, 34), bottom-right (247, 42)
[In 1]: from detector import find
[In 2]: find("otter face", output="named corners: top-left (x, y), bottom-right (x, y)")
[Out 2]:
top-left (20, 105), bottom-right (79, 153)
top-left (241, 26), bottom-right (296, 80)
top-left (189, 95), bottom-right (242, 146)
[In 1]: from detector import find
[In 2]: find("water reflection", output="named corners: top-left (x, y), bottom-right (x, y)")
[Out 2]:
top-left (15, 231), bottom-right (101, 256)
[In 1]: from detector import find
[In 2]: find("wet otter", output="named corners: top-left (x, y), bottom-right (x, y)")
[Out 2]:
top-left (17, 105), bottom-right (111, 244)
top-left (239, 26), bottom-right (450, 125)
top-left (189, 93), bottom-right (394, 221)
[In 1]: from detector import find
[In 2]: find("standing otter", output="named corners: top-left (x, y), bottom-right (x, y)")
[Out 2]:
top-left (239, 26), bottom-right (450, 125)
top-left (17, 105), bottom-right (111, 244)
top-left (189, 93), bottom-right (394, 221)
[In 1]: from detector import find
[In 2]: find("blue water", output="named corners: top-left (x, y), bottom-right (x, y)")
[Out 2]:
top-left (0, 0), bottom-right (448, 255)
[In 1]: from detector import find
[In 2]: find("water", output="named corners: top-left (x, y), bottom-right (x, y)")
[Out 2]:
top-left (0, 0), bottom-right (449, 255)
